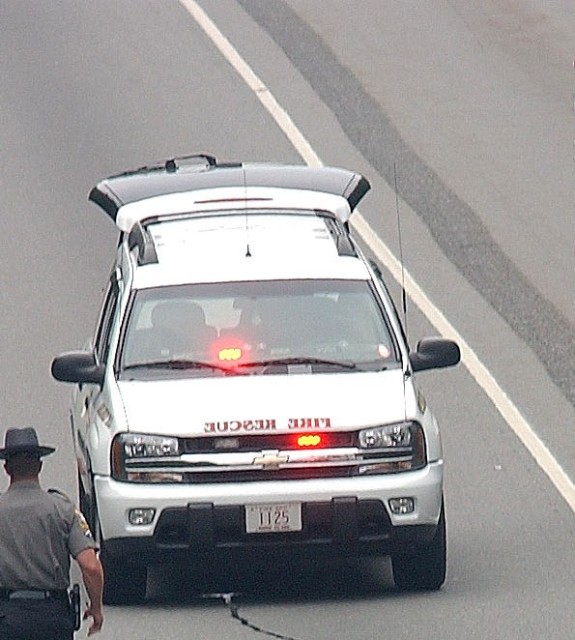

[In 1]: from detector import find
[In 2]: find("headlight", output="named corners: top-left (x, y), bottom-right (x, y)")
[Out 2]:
top-left (359, 423), bottom-right (412, 449)
top-left (111, 433), bottom-right (180, 481)
top-left (120, 433), bottom-right (179, 458)
top-left (357, 422), bottom-right (426, 474)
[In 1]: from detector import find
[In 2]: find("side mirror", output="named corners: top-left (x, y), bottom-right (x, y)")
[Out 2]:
top-left (51, 351), bottom-right (105, 386)
top-left (409, 337), bottom-right (460, 372)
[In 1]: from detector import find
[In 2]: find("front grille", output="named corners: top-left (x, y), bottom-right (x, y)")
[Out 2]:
top-left (115, 427), bottom-right (426, 483)
top-left (160, 466), bottom-right (357, 484)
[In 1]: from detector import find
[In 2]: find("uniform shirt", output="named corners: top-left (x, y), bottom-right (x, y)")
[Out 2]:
top-left (0, 480), bottom-right (98, 590)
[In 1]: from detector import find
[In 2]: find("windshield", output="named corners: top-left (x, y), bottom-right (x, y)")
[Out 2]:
top-left (118, 279), bottom-right (400, 379)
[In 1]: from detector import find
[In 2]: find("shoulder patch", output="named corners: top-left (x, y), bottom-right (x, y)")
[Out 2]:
top-left (75, 508), bottom-right (93, 537)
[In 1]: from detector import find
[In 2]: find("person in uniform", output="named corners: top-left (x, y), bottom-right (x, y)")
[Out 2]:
top-left (0, 427), bottom-right (104, 639)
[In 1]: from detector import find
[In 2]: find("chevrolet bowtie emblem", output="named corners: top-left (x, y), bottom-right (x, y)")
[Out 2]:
top-left (253, 452), bottom-right (289, 467)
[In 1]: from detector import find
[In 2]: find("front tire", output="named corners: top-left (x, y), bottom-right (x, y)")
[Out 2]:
top-left (100, 542), bottom-right (148, 605)
top-left (391, 502), bottom-right (447, 591)
top-left (91, 494), bottom-right (148, 605)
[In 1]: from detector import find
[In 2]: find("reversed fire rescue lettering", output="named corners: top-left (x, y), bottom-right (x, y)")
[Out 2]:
top-left (288, 417), bottom-right (331, 429)
top-left (204, 417), bottom-right (331, 433)
top-left (204, 419), bottom-right (277, 433)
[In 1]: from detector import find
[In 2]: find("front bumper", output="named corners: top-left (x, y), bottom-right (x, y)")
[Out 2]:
top-left (95, 462), bottom-right (443, 565)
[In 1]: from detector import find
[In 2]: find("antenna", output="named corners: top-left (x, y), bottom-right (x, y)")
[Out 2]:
top-left (394, 162), bottom-right (408, 340)
top-left (243, 166), bottom-right (252, 257)
top-left (394, 162), bottom-right (410, 426)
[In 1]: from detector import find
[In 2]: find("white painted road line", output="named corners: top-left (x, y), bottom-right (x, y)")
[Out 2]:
top-left (179, 0), bottom-right (575, 512)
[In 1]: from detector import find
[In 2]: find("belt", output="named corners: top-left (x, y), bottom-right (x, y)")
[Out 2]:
top-left (0, 589), bottom-right (69, 601)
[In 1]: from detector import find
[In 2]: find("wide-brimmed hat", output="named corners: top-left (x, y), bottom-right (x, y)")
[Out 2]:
top-left (0, 427), bottom-right (55, 459)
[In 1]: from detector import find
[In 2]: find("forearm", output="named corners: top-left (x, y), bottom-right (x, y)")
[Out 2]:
top-left (83, 561), bottom-right (104, 610)
top-left (76, 548), bottom-right (104, 635)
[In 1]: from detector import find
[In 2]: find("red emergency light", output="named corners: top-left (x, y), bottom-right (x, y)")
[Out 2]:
top-left (218, 347), bottom-right (242, 362)
top-left (210, 336), bottom-right (248, 366)
top-left (296, 434), bottom-right (322, 448)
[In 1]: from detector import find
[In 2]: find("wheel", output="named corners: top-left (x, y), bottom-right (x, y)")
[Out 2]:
top-left (391, 502), bottom-right (446, 591)
top-left (100, 542), bottom-right (148, 605)
top-left (91, 495), bottom-right (148, 605)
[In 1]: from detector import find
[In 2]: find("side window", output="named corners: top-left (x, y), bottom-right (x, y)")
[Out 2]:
top-left (94, 277), bottom-right (120, 365)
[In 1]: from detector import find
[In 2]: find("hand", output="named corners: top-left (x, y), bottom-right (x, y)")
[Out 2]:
top-left (83, 604), bottom-right (104, 636)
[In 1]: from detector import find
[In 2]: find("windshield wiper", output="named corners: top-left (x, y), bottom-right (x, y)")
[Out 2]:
top-left (122, 359), bottom-right (232, 373)
top-left (237, 356), bottom-right (357, 370)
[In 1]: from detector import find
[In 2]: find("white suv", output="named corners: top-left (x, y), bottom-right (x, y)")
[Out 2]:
top-left (52, 154), bottom-right (460, 603)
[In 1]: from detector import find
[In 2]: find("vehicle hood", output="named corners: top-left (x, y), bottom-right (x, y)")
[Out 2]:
top-left (116, 369), bottom-right (412, 435)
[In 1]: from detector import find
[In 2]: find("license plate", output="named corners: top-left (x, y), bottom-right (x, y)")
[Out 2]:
top-left (245, 502), bottom-right (302, 533)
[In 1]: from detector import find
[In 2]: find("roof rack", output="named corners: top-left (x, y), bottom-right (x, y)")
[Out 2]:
top-left (127, 222), bottom-right (158, 266)
top-left (125, 212), bottom-right (357, 266)
top-left (321, 216), bottom-right (357, 257)
top-left (335, 234), bottom-right (357, 257)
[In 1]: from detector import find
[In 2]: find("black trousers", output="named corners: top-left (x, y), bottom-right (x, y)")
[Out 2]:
top-left (0, 598), bottom-right (74, 640)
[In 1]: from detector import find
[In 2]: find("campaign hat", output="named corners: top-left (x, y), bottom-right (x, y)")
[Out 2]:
top-left (0, 427), bottom-right (55, 459)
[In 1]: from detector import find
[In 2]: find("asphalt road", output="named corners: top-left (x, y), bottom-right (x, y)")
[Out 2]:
top-left (1, 1), bottom-right (574, 638)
